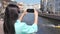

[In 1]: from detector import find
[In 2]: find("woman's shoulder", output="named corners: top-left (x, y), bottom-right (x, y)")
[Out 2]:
top-left (15, 19), bottom-right (26, 25)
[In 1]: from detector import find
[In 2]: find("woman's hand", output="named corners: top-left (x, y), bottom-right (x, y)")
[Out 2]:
top-left (34, 9), bottom-right (38, 24)
top-left (23, 9), bottom-right (28, 15)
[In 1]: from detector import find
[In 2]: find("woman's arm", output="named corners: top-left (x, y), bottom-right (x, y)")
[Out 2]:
top-left (19, 9), bottom-right (27, 22)
top-left (34, 9), bottom-right (38, 24)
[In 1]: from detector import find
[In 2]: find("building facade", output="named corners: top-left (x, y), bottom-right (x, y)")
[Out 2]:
top-left (40, 0), bottom-right (44, 11)
top-left (47, 0), bottom-right (60, 14)
top-left (54, 0), bottom-right (60, 14)
top-left (47, 0), bottom-right (55, 14)
top-left (40, 0), bottom-right (48, 13)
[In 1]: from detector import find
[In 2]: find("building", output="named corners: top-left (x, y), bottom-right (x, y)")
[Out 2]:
top-left (54, 0), bottom-right (60, 14)
top-left (47, 0), bottom-right (60, 14)
top-left (40, 0), bottom-right (44, 11)
top-left (41, 0), bottom-right (60, 14)
top-left (47, 0), bottom-right (55, 14)
top-left (43, 0), bottom-right (48, 12)
top-left (40, 0), bottom-right (48, 13)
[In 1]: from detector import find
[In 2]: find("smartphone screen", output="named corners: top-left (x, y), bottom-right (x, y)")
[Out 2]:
top-left (27, 9), bottom-right (34, 13)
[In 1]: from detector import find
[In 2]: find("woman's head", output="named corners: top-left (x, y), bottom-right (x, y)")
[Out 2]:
top-left (4, 4), bottom-right (20, 33)
top-left (4, 4), bottom-right (20, 24)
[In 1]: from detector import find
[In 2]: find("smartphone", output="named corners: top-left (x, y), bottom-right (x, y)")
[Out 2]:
top-left (27, 9), bottom-right (34, 13)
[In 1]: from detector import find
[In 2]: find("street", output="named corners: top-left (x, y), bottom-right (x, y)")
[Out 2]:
top-left (0, 13), bottom-right (60, 34)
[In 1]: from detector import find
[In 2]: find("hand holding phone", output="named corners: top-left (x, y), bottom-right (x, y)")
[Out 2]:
top-left (27, 9), bottom-right (34, 13)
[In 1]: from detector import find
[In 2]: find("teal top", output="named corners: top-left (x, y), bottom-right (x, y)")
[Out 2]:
top-left (14, 20), bottom-right (38, 34)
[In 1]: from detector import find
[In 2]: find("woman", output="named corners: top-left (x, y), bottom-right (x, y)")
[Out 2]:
top-left (3, 4), bottom-right (20, 34)
top-left (3, 4), bottom-right (38, 34)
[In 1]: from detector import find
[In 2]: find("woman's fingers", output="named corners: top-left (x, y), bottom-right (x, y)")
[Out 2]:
top-left (23, 9), bottom-right (28, 15)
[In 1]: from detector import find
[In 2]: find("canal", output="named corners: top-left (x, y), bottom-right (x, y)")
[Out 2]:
top-left (22, 13), bottom-right (60, 34)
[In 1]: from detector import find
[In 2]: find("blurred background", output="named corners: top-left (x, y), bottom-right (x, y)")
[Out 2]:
top-left (0, 0), bottom-right (60, 34)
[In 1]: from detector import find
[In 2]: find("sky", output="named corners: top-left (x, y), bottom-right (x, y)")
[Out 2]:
top-left (15, 0), bottom-right (40, 5)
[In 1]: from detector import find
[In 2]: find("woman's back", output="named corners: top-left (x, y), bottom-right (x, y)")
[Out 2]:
top-left (14, 20), bottom-right (38, 34)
